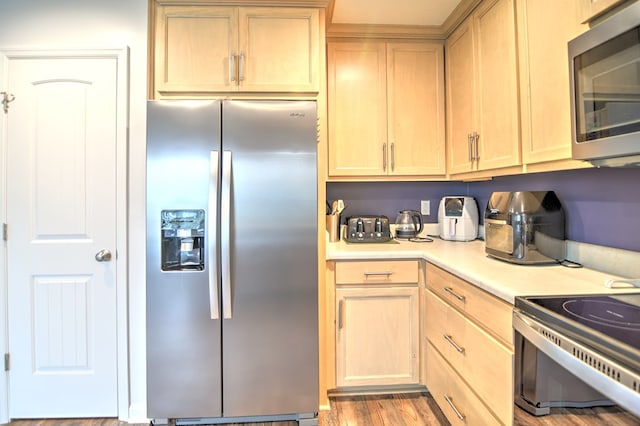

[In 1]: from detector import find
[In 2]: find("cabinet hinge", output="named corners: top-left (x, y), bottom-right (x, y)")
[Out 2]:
top-left (4, 353), bottom-right (9, 371)
top-left (2, 223), bottom-right (7, 241)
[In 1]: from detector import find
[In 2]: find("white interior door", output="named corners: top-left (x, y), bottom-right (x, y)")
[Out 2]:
top-left (5, 54), bottom-right (119, 418)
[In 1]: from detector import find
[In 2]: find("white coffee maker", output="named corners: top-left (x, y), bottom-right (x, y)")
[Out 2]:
top-left (438, 196), bottom-right (479, 241)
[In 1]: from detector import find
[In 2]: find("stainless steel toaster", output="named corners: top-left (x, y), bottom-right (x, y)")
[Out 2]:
top-left (484, 191), bottom-right (565, 264)
top-left (345, 215), bottom-right (392, 243)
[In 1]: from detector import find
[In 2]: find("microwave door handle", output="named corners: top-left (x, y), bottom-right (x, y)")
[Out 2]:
top-left (208, 151), bottom-right (220, 320)
top-left (221, 150), bottom-right (233, 319)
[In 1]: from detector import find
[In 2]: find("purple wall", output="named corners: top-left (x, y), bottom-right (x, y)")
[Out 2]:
top-left (326, 167), bottom-right (640, 252)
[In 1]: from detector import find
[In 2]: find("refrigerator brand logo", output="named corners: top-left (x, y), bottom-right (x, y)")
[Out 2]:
top-left (289, 112), bottom-right (306, 118)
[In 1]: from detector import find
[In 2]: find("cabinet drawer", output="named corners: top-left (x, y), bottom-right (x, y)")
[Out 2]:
top-left (426, 290), bottom-right (513, 422)
top-left (426, 342), bottom-right (501, 426)
top-left (336, 260), bottom-right (419, 285)
top-left (427, 263), bottom-right (513, 346)
top-left (463, 307), bottom-right (514, 423)
top-left (425, 290), bottom-right (466, 373)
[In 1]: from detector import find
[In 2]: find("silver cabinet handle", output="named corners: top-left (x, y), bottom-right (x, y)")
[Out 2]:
top-left (390, 142), bottom-right (395, 171)
top-left (338, 299), bottom-right (344, 329)
top-left (473, 131), bottom-right (479, 161)
top-left (382, 143), bottom-right (387, 171)
top-left (443, 334), bottom-right (465, 353)
top-left (221, 150), bottom-right (232, 319)
top-left (364, 271), bottom-right (393, 277)
top-left (467, 133), bottom-right (472, 162)
top-left (208, 151), bottom-right (220, 320)
top-left (239, 51), bottom-right (245, 82)
top-left (444, 286), bottom-right (465, 302)
top-left (230, 51), bottom-right (236, 83)
top-left (94, 249), bottom-right (112, 262)
top-left (444, 395), bottom-right (466, 421)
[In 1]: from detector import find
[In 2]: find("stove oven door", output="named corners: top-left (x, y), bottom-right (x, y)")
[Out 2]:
top-left (513, 312), bottom-right (613, 415)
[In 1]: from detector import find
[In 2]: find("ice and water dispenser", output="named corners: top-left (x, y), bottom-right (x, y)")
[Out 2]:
top-left (161, 209), bottom-right (205, 271)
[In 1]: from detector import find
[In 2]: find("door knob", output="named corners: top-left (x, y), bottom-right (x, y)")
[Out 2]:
top-left (95, 249), bottom-right (112, 262)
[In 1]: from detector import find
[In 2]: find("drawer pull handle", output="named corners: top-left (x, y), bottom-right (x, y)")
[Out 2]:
top-left (443, 334), bottom-right (465, 354)
top-left (444, 286), bottom-right (465, 301)
top-left (364, 271), bottom-right (393, 277)
top-left (444, 394), bottom-right (466, 421)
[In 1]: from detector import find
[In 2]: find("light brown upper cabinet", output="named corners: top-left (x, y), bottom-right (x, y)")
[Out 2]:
top-left (327, 41), bottom-right (445, 178)
top-left (150, 3), bottom-right (320, 97)
top-left (517, 0), bottom-right (586, 165)
top-left (446, 0), bottom-right (521, 176)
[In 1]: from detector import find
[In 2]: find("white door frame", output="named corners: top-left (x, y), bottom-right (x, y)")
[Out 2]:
top-left (0, 48), bottom-right (130, 423)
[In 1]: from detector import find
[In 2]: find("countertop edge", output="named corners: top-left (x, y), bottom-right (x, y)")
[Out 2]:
top-left (326, 238), bottom-right (639, 305)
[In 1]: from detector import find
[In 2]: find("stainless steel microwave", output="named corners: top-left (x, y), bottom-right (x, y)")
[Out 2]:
top-left (569, 1), bottom-right (640, 167)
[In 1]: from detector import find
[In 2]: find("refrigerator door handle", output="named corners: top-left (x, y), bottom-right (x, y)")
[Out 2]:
top-left (208, 151), bottom-right (220, 320)
top-left (221, 150), bottom-right (233, 319)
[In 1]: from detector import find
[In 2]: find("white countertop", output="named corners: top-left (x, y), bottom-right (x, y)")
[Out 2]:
top-left (326, 236), bottom-right (639, 304)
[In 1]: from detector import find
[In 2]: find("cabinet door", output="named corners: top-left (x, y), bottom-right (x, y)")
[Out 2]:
top-left (154, 5), bottom-right (238, 95)
top-left (446, 20), bottom-right (476, 174)
top-left (518, 0), bottom-right (585, 164)
top-left (239, 7), bottom-right (319, 92)
top-left (328, 42), bottom-right (387, 176)
top-left (387, 43), bottom-right (446, 176)
top-left (474, 0), bottom-right (521, 171)
top-left (336, 286), bottom-right (419, 387)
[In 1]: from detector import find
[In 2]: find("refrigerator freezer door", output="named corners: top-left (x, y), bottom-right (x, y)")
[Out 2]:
top-left (146, 100), bottom-right (223, 419)
top-left (221, 100), bottom-right (319, 417)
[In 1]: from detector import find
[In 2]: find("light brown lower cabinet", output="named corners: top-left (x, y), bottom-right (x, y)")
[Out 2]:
top-left (334, 260), bottom-right (421, 388)
top-left (425, 263), bottom-right (514, 425)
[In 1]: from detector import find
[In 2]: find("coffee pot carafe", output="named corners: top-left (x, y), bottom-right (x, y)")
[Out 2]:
top-left (395, 210), bottom-right (423, 238)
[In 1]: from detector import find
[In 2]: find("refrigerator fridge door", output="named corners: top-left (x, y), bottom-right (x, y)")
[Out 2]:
top-left (146, 100), bottom-right (319, 422)
top-left (146, 100), bottom-right (223, 419)
top-left (221, 101), bottom-right (318, 417)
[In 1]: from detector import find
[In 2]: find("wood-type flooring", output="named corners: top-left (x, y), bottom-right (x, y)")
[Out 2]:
top-left (6, 393), bottom-right (640, 426)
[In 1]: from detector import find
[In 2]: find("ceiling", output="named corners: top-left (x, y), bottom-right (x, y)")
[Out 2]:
top-left (330, 0), bottom-right (463, 26)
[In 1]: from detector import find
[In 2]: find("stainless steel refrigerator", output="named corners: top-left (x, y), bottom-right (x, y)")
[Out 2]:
top-left (146, 100), bottom-right (318, 424)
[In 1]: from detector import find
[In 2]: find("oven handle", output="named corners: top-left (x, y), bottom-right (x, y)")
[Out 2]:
top-left (513, 310), bottom-right (640, 417)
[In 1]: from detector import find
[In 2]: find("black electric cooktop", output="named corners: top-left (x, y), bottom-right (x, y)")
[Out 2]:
top-left (515, 293), bottom-right (640, 369)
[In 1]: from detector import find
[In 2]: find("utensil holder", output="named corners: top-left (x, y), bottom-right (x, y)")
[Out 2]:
top-left (326, 214), bottom-right (340, 242)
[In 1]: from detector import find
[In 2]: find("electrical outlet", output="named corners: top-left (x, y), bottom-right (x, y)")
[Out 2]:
top-left (420, 200), bottom-right (430, 215)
